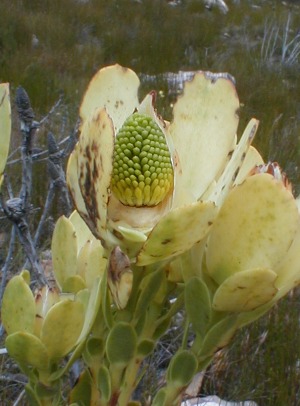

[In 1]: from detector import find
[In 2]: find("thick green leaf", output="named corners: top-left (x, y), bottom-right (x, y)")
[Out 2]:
top-left (100, 270), bottom-right (114, 330)
top-left (198, 314), bottom-right (238, 361)
top-left (236, 301), bottom-right (274, 330)
top-left (212, 268), bottom-right (278, 312)
top-left (133, 268), bottom-right (164, 323)
top-left (137, 339), bottom-right (155, 357)
top-left (97, 365), bottom-right (111, 402)
top-left (41, 300), bottom-right (85, 360)
top-left (185, 277), bottom-right (211, 338)
top-left (49, 339), bottom-right (87, 382)
top-left (62, 275), bottom-right (86, 293)
top-left (137, 201), bottom-right (217, 266)
top-left (6, 331), bottom-right (49, 371)
top-left (24, 384), bottom-right (41, 406)
top-left (35, 382), bottom-right (60, 399)
top-left (69, 370), bottom-right (92, 405)
top-left (167, 350), bottom-right (198, 387)
top-left (85, 337), bottom-right (104, 362)
top-left (51, 216), bottom-right (78, 289)
top-left (153, 318), bottom-right (171, 341)
top-left (2, 275), bottom-right (35, 335)
top-left (152, 388), bottom-right (167, 406)
top-left (106, 322), bottom-right (137, 366)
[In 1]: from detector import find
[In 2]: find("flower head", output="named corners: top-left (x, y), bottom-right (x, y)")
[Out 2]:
top-left (111, 111), bottom-right (174, 207)
top-left (67, 64), bottom-right (258, 265)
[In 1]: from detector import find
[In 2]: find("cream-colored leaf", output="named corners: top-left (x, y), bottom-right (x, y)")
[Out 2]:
top-left (296, 196), bottom-right (300, 213)
top-left (212, 268), bottom-right (278, 312)
top-left (80, 64), bottom-right (140, 131)
top-left (207, 174), bottom-right (299, 285)
top-left (77, 239), bottom-right (107, 290)
top-left (75, 278), bottom-right (102, 345)
top-left (169, 72), bottom-right (239, 207)
top-left (69, 210), bottom-right (94, 254)
top-left (0, 83), bottom-right (11, 178)
top-left (274, 221), bottom-right (300, 298)
top-left (209, 118), bottom-right (259, 206)
top-left (117, 226), bottom-right (148, 243)
top-left (51, 216), bottom-right (78, 289)
top-left (35, 286), bottom-right (60, 319)
top-left (78, 108), bottom-right (115, 241)
top-left (234, 146), bottom-right (264, 185)
top-left (67, 148), bottom-right (89, 218)
top-left (137, 201), bottom-right (217, 266)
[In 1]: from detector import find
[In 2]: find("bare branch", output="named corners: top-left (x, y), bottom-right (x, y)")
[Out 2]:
top-left (0, 195), bottom-right (48, 286)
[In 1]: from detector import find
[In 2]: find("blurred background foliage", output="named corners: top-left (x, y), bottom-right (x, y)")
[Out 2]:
top-left (1, 0), bottom-right (300, 190)
top-left (1, 1), bottom-right (300, 404)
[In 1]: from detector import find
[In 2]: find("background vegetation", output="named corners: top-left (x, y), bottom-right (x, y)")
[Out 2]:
top-left (1, 0), bottom-right (300, 404)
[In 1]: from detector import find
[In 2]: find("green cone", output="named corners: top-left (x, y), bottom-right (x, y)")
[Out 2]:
top-left (111, 113), bottom-right (173, 207)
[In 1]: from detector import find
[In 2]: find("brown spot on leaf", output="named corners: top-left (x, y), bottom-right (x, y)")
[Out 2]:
top-left (91, 140), bottom-right (98, 154)
top-left (0, 89), bottom-right (7, 106)
top-left (227, 149), bottom-right (234, 159)
top-left (113, 229), bottom-right (124, 240)
top-left (92, 160), bottom-right (98, 182)
top-left (85, 145), bottom-right (92, 162)
top-left (82, 161), bottom-right (100, 222)
top-left (232, 167), bottom-right (240, 181)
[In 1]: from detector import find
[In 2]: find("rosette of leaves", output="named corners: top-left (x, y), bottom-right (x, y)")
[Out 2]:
top-left (1, 268), bottom-right (103, 405)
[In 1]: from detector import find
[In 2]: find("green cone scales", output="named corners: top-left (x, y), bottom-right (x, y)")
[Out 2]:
top-left (111, 113), bottom-right (173, 207)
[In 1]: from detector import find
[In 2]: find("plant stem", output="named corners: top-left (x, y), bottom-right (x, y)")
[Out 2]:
top-left (117, 356), bottom-right (143, 406)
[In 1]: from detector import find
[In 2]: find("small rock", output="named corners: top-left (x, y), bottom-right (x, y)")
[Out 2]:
top-left (182, 395), bottom-right (258, 406)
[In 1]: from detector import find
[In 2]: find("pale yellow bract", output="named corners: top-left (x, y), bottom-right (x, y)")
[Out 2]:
top-left (199, 164), bottom-right (300, 314)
